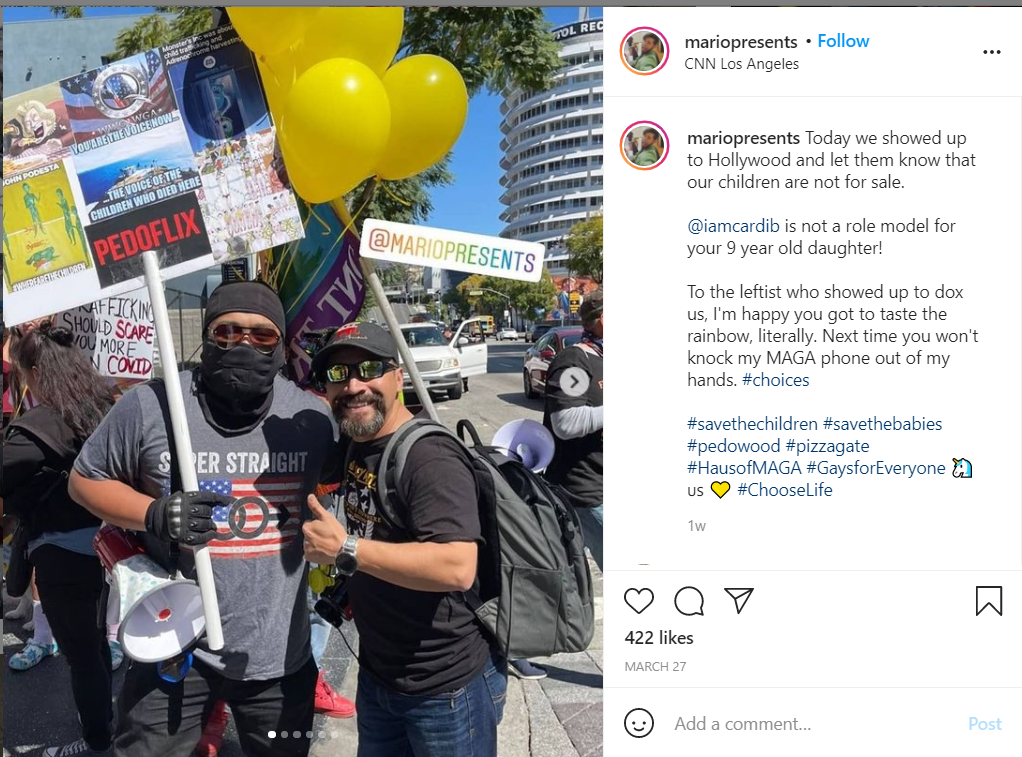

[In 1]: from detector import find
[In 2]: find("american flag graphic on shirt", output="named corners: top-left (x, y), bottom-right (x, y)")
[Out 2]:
top-left (199, 477), bottom-right (304, 559)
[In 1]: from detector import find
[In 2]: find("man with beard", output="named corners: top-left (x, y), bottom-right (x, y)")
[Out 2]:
top-left (631, 32), bottom-right (664, 72)
top-left (69, 282), bottom-right (335, 757)
top-left (631, 128), bottom-right (664, 167)
top-left (302, 322), bottom-right (507, 757)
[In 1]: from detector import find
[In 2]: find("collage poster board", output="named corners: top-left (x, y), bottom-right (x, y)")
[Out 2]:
top-left (2, 24), bottom-right (305, 326)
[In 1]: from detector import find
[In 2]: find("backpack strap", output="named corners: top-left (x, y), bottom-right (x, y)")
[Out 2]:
top-left (376, 419), bottom-right (466, 531)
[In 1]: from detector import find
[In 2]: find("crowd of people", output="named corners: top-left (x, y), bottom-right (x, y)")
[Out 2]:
top-left (2, 281), bottom-right (605, 757)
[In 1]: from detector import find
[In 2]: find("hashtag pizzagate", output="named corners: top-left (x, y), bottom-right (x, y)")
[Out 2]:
top-left (693, 439), bottom-right (869, 456)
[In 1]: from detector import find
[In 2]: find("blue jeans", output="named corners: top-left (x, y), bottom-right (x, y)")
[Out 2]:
top-left (309, 587), bottom-right (331, 667)
top-left (355, 657), bottom-right (508, 757)
top-left (575, 503), bottom-right (603, 571)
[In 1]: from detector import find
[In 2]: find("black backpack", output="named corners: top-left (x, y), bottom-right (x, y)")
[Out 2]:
top-left (374, 418), bottom-right (595, 660)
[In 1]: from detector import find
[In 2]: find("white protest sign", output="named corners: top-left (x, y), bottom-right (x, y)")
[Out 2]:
top-left (2, 25), bottom-right (304, 327)
top-left (58, 289), bottom-right (155, 380)
top-left (361, 219), bottom-right (544, 283)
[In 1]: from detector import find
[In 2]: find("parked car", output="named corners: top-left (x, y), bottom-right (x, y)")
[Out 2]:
top-left (496, 327), bottom-right (519, 341)
top-left (398, 319), bottom-right (487, 401)
top-left (527, 323), bottom-right (554, 343)
top-left (523, 327), bottom-right (583, 399)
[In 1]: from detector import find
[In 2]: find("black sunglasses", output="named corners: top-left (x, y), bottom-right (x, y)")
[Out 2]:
top-left (323, 360), bottom-right (398, 384)
top-left (208, 323), bottom-right (281, 355)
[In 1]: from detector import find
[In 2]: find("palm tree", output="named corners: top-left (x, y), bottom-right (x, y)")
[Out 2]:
top-left (49, 7), bottom-right (84, 19)
top-left (113, 15), bottom-right (173, 61)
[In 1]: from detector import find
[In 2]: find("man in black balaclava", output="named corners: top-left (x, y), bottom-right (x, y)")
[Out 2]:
top-left (70, 281), bottom-right (337, 757)
top-left (197, 280), bottom-right (288, 434)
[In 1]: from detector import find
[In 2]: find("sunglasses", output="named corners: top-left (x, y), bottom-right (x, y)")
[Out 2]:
top-left (208, 323), bottom-right (281, 354)
top-left (323, 360), bottom-right (398, 384)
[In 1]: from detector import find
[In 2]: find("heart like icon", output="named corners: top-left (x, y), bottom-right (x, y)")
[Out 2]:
top-left (624, 588), bottom-right (654, 614)
top-left (711, 481), bottom-right (730, 498)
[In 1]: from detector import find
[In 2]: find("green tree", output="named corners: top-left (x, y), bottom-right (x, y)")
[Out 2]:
top-left (400, 8), bottom-right (562, 97)
top-left (504, 269), bottom-right (558, 322)
top-left (112, 15), bottom-right (173, 61)
top-left (49, 7), bottom-right (84, 19)
top-left (566, 215), bottom-right (603, 284)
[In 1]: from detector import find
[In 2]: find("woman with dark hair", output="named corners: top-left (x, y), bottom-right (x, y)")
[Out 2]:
top-left (3, 321), bottom-right (116, 757)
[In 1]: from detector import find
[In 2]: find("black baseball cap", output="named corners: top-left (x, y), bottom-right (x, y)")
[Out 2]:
top-left (311, 322), bottom-right (400, 378)
top-left (579, 289), bottom-right (603, 324)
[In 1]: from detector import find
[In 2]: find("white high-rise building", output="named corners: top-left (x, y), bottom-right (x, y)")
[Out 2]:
top-left (498, 10), bottom-right (603, 277)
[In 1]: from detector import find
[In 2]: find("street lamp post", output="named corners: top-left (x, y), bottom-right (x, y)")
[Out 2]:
top-left (468, 288), bottom-right (514, 329)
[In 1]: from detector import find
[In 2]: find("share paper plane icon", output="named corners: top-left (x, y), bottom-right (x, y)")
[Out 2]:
top-left (725, 588), bottom-right (754, 615)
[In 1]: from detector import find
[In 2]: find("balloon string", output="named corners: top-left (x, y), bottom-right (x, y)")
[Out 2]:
top-left (380, 182), bottom-right (412, 207)
top-left (271, 209), bottom-right (319, 297)
top-left (279, 190), bottom-right (376, 314)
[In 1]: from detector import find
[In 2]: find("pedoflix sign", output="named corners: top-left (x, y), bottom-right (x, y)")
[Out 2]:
top-left (360, 219), bottom-right (544, 283)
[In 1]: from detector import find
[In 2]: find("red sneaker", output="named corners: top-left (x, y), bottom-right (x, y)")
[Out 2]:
top-left (194, 700), bottom-right (229, 757)
top-left (315, 672), bottom-right (356, 718)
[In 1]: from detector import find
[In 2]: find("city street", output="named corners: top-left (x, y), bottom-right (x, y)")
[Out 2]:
top-left (424, 341), bottom-right (545, 441)
top-left (3, 341), bottom-right (603, 757)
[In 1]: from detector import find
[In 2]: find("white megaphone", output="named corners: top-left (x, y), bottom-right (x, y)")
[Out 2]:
top-left (492, 419), bottom-right (556, 472)
top-left (94, 526), bottom-right (206, 663)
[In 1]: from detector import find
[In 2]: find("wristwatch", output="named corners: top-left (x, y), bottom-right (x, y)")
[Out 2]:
top-left (335, 535), bottom-right (359, 577)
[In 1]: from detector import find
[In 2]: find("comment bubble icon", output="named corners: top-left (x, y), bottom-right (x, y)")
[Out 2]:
top-left (674, 586), bottom-right (705, 616)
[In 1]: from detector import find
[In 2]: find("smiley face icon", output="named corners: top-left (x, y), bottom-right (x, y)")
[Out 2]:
top-left (624, 707), bottom-right (655, 738)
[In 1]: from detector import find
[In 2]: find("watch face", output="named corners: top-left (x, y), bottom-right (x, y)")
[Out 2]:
top-left (336, 553), bottom-right (357, 575)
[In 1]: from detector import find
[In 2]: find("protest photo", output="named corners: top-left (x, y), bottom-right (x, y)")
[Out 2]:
top-left (3, 8), bottom-right (604, 757)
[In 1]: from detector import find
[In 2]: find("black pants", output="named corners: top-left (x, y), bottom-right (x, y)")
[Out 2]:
top-left (33, 545), bottom-right (114, 751)
top-left (114, 655), bottom-right (317, 757)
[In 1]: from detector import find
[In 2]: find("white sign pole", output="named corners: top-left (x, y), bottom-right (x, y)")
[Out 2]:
top-left (329, 199), bottom-right (438, 421)
top-left (142, 250), bottom-right (225, 652)
top-left (360, 257), bottom-right (438, 421)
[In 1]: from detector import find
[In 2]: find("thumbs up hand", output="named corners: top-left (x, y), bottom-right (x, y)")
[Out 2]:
top-left (303, 494), bottom-right (348, 565)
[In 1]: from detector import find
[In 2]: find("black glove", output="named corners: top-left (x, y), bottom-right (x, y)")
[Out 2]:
top-left (145, 491), bottom-right (233, 546)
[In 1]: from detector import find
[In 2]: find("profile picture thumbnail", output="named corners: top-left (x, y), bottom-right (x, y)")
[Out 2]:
top-left (621, 28), bottom-right (668, 74)
top-left (621, 122), bottom-right (668, 170)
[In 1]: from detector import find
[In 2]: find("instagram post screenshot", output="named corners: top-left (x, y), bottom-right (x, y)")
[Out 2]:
top-left (2, 6), bottom-right (605, 757)
top-left (605, 4), bottom-right (1021, 756)
top-left (2, 4), bottom-right (1019, 757)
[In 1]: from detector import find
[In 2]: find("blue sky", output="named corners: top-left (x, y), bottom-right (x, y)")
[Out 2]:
top-left (3, 6), bottom-right (602, 236)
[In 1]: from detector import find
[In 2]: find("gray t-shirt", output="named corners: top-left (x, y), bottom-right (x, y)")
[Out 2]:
top-left (74, 372), bottom-right (335, 681)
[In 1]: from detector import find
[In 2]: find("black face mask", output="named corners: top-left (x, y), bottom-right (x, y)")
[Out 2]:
top-left (198, 342), bottom-right (285, 434)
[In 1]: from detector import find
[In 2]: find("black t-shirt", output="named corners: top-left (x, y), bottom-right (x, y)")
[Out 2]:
top-left (543, 344), bottom-right (604, 506)
top-left (338, 428), bottom-right (490, 696)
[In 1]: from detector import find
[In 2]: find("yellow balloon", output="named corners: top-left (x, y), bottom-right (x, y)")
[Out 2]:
top-left (229, 7), bottom-right (317, 56)
top-left (280, 59), bottom-right (391, 204)
top-left (295, 7), bottom-right (404, 78)
top-left (377, 55), bottom-right (468, 181)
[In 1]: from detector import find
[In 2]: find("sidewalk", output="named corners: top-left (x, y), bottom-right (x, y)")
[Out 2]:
top-left (310, 561), bottom-right (604, 757)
